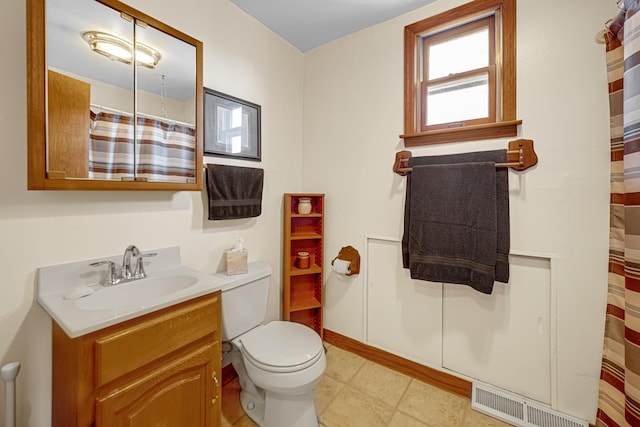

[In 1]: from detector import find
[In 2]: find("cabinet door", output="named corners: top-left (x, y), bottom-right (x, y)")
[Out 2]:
top-left (96, 342), bottom-right (220, 427)
top-left (47, 70), bottom-right (90, 178)
top-left (442, 254), bottom-right (551, 404)
top-left (366, 238), bottom-right (443, 366)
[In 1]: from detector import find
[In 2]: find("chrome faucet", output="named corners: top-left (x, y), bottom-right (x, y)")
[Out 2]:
top-left (122, 244), bottom-right (146, 280)
top-left (90, 245), bottom-right (156, 286)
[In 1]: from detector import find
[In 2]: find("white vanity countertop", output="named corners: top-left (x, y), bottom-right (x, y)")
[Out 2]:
top-left (36, 246), bottom-right (229, 338)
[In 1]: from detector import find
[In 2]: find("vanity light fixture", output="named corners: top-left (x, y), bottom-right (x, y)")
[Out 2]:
top-left (82, 31), bottom-right (161, 69)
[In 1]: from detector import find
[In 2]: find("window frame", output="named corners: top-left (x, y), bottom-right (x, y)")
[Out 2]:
top-left (402, 0), bottom-right (519, 146)
top-left (421, 15), bottom-right (496, 131)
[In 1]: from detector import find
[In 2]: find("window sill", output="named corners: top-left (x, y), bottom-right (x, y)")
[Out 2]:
top-left (400, 120), bottom-right (522, 146)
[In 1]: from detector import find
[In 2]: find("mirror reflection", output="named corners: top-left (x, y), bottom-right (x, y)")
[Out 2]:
top-left (46, 0), bottom-right (197, 184)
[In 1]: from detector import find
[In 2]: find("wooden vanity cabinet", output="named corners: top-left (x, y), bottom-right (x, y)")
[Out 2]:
top-left (52, 292), bottom-right (221, 427)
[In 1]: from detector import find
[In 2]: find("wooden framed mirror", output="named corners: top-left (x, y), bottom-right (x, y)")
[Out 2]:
top-left (27, 0), bottom-right (203, 190)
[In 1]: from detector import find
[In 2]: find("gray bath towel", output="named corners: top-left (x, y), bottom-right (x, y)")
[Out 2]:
top-left (407, 162), bottom-right (497, 293)
top-left (205, 164), bottom-right (264, 220)
top-left (402, 149), bottom-right (510, 286)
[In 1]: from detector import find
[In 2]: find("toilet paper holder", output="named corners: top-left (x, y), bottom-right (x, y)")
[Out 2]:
top-left (331, 245), bottom-right (360, 276)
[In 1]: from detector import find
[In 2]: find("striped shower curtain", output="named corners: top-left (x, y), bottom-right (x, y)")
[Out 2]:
top-left (597, 2), bottom-right (640, 426)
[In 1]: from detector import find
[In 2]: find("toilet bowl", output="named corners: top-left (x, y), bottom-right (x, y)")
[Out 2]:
top-left (231, 321), bottom-right (326, 426)
top-left (216, 262), bottom-right (326, 427)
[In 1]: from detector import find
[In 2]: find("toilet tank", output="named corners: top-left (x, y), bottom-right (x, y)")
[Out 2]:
top-left (214, 261), bottom-right (272, 341)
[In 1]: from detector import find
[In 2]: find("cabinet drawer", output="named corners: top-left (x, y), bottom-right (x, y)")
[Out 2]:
top-left (95, 292), bottom-right (219, 386)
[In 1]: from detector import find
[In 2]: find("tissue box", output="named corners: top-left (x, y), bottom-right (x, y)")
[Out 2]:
top-left (226, 249), bottom-right (248, 275)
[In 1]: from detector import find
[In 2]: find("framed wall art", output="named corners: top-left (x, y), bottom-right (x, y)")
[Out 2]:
top-left (204, 88), bottom-right (261, 161)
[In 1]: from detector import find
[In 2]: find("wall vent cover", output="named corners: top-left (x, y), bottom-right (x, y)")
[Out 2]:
top-left (471, 382), bottom-right (588, 427)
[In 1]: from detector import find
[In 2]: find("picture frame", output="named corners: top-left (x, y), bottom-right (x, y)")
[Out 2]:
top-left (204, 88), bottom-right (261, 161)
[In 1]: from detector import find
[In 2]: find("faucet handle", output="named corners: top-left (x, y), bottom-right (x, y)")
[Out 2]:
top-left (89, 261), bottom-right (120, 286)
top-left (133, 252), bottom-right (157, 278)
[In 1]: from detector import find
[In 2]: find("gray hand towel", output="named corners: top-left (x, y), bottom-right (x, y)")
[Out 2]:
top-left (205, 164), bottom-right (264, 220)
top-left (408, 162), bottom-right (497, 294)
top-left (402, 149), bottom-right (510, 284)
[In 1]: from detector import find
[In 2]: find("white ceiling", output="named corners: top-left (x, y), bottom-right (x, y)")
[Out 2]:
top-left (230, 0), bottom-right (439, 52)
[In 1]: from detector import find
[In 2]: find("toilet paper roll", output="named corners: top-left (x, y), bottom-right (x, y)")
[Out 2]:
top-left (332, 259), bottom-right (351, 275)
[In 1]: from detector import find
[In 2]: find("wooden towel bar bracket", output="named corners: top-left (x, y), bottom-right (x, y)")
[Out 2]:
top-left (392, 139), bottom-right (538, 176)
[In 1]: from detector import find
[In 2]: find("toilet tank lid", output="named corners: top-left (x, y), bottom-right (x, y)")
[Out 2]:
top-left (213, 261), bottom-right (272, 291)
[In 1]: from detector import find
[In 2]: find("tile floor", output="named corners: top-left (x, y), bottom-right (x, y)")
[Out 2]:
top-left (221, 343), bottom-right (512, 427)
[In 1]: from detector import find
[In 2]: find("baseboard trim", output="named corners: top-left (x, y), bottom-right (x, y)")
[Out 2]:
top-left (323, 328), bottom-right (472, 398)
top-left (221, 328), bottom-right (472, 399)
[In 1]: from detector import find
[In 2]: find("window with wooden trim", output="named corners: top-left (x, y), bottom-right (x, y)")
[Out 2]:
top-left (403, 0), bottom-right (520, 146)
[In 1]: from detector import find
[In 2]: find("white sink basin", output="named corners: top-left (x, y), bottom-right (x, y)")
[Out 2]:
top-left (36, 247), bottom-right (230, 338)
top-left (75, 274), bottom-right (199, 311)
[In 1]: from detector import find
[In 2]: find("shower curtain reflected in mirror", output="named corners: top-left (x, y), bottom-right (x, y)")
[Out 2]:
top-left (88, 110), bottom-right (196, 183)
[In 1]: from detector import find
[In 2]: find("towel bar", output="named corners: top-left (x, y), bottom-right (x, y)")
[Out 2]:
top-left (392, 139), bottom-right (538, 176)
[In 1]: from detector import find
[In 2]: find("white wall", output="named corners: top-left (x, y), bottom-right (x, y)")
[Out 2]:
top-left (0, 0), bottom-right (302, 425)
top-left (303, 0), bottom-right (615, 422)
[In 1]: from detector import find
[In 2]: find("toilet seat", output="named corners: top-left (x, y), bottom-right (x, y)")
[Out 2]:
top-left (239, 321), bottom-right (324, 373)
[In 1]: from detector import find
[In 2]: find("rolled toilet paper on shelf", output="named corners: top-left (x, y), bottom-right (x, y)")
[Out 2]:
top-left (332, 259), bottom-right (351, 275)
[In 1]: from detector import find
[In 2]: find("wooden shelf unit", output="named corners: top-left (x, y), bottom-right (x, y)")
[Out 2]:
top-left (283, 193), bottom-right (324, 337)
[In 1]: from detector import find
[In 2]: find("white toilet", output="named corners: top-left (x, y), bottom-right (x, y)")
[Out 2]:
top-left (216, 261), bottom-right (326, 427)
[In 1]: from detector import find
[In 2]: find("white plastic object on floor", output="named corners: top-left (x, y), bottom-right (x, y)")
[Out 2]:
top-left (1, 361), bottom-right (21, 427)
